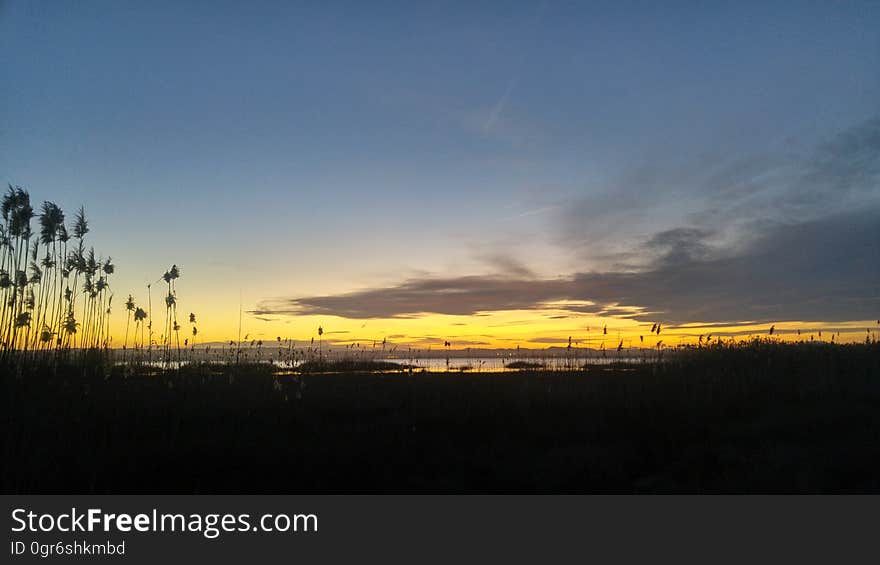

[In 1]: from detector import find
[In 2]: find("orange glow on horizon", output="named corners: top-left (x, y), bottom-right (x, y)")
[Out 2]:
top-left (103, 299), bottom-right (880, 351)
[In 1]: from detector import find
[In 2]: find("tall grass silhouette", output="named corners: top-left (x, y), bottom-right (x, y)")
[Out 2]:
top-left (0, 186), bottom-right (119, 357)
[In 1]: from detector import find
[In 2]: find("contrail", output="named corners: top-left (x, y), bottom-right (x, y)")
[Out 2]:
top-left (483, 78), bottom-right (517, 134)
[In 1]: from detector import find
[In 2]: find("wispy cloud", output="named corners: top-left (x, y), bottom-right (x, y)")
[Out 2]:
top-left (498, 204), bottom-right (559, 222)
top-left (475, 251), bottom-right (536, 278)
top-left (560, 116), bottom-right (880, 266)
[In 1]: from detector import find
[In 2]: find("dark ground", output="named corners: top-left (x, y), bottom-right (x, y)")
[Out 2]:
top-left (3, 342), bottom-right (880, 493)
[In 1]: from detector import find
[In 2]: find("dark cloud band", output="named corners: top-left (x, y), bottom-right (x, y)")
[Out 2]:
top-left (254, 206), bottom-right (879, 324)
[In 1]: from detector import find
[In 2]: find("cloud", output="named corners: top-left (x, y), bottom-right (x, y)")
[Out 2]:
top-left (254, 206), bottom-right (879, 324)
top-left (527, 337), bottom-right (575, 344)
top-left (570, 207), bottom-right (880, 324)
top-left (255, 117), bottom-right (880, 326)
top-left (476, 252), bottom-right (536, 278)
top-left (560, 116), bottom-right (880, 265)
top-left (253, 275), bottom-right (572, 319)
top-left (642, 227), bottom-right (715, 265)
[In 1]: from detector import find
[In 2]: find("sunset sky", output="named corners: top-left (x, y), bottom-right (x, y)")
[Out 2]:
top-left (3, 2), bottom-right (878, 348)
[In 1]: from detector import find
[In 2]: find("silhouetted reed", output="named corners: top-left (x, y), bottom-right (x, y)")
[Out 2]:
top-left (0, 187), bottom-right (119, 362)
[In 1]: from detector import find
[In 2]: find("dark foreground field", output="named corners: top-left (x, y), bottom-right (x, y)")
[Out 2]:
top-left (3, 342), bottom-right (880, 493)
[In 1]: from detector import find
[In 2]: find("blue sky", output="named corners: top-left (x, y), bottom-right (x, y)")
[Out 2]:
top-left (2, 1), bottom-right (878, 342)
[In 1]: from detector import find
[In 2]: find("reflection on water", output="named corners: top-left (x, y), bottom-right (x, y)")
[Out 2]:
top-left (117, 353), bottom-right (648, 372)
top-left (379, 357), bottom-right (643, 372)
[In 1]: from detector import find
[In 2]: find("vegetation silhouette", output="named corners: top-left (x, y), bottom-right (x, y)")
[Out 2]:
top-left (3, 339), bottom-right (879, 492)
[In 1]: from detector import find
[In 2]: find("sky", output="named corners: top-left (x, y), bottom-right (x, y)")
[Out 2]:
top-left (2, 1), bottom-right (879, 349)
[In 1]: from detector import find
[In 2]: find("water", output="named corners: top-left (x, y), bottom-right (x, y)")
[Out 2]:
top-left (115, 350), bottom-right (650, 372)
top-left (383, 356), bottom-right (647, 372)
